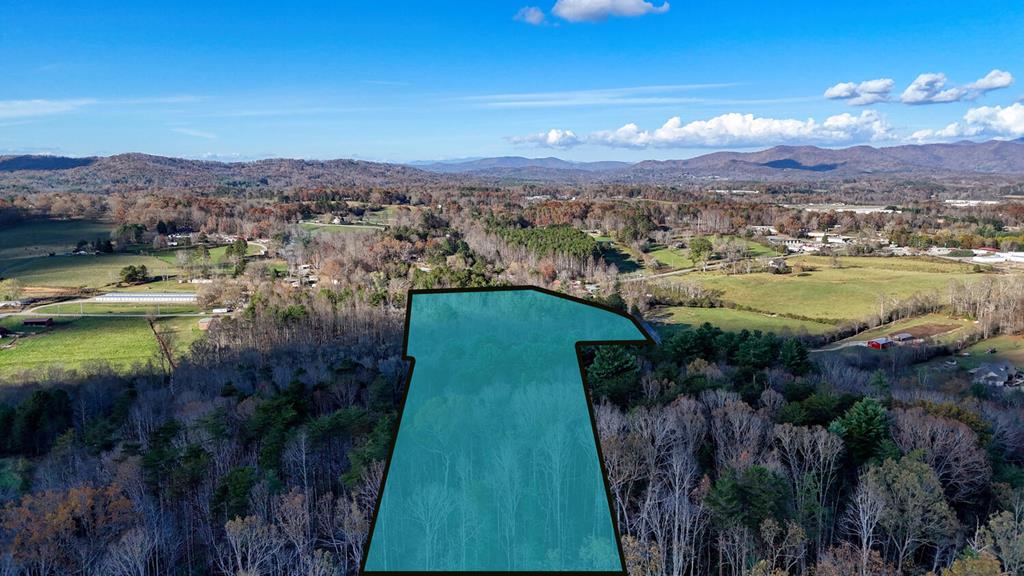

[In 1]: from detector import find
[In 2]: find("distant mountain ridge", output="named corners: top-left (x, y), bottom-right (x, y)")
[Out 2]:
top-left (0, 153), bottom-right (445, 191)
top-left (1, 139), bottom-right (1023, 191)
top-left (414, 156), bottom-right (631, 173)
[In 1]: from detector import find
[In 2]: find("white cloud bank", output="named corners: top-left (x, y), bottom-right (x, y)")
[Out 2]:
top-left (912, 102), bottom-right (1024, 141)
top-left (824, 78), bottom-right (894, 106)
top-left (514, 110), bottom-right (892, 149)
top-left (901, 69), bottom-right (1013, 104)
top-left (551, 0), bottom-right (669, 22)
top-left (826, 70), bottom-right (1013, 106)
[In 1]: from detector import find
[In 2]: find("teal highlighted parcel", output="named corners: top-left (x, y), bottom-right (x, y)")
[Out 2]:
top-left (365, 288), bottom-right (647, 572)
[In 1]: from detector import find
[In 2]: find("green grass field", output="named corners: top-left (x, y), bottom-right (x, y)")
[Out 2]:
top-left (839, 313), bottom-right (975, 344)
top-left (299, 222), bottom-right (383, 234)
top-left (0, 315), bottom-right (204, 379)
top-left (149, 243), bottom-right (262, 265)
top-left (154, 316), bottom-right (205, 357)
top-left (671, 256), bottom-right (980, 324)
top-left (647, 245), bottom-right (696, 269)
top-left (0, 317), bottom-right (163, 378)
top-left (0, 254), bottom-right (177, 289)
top-left (955, 335), bottom-right (1024, 370)
top-left (0, 219), bottom-right (114, 272)
top-left (652, 306), bottom-right (835, 336)
top-left (646, 236), bottom-right (780, 271)
top-left (31, 301), bottom-right (200, 315)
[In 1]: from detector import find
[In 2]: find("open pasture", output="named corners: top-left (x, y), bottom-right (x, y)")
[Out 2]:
top-left (651, 305), bottom-right (835, 336)
top-left (671, 256), bottom-right (980, 324)
top-left (0, 219), bottom-right (113, 271)
top-left (840, 313), bottom-right (975, 345)
top-left (0, 254), bottom-right (177, 289)
top-left (0, 315), bottom-right (202, 379)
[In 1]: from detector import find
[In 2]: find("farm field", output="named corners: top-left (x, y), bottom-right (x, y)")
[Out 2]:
top-left (0, 254), bottom-right (177, 289)
top-left (0, 219), bottom-right (113, 271)
top-left (839, 313), bottom-right (976, 345)
top-left (647, 236), bottom-right (780, 271)
top-left (149, 243), bottom-right (263, 265)
top-left (153, 315), bottom-right (206, 357)
top-left (647, 245), bottom-right (696, 269)
top-left (31, 301), bottom-right (201, 315)
top-left (0, 314), bottom-right (204, 379)
top-left (651, 306), bottom-right (835, 336)
top-left (670, 256), bottom-right (980, 324)
top-left (299, 222), bottom-right (383, 234)
top-left (954, 335), bottom-right (1024, 370)
top-left (360, 204), bottom-right (401, 226)
top-left (0, 316), bottom-right (163, 378)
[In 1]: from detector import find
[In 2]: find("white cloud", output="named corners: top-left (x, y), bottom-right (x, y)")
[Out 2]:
top-left (911, 102), bottom-right (1024, 141)
top-left (171, 127), bottom-right (217, 139)
top-left (552, 0), bottom-right (669, 22)
top-left (824, 78), bottom-right (894, 106)
top-left (514, 6), bottom-right (546, 25)
top-left (963, 102), bottom-right (1024, 136)
top-left (968, 69), bottom-right (1014, 92)
top-left (901, 73), bottom-right (966, 104)
top-left (511, 128), bottom-right (582, 147)
top-left (0, 98), bottom-right (96, 119)
top-left (823, 82), bottom-right (857, 100)
top-left (516, 110), bottom-right (892, 149)
top-left (901, 69), bottom-right (1014, 104)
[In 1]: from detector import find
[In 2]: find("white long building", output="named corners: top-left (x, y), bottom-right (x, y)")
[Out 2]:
top-left (94, 292), bottom-right (198, 304)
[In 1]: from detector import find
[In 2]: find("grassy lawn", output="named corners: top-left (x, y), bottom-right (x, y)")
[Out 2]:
top-left (0, 219), bottom-right (114, 272)
top-left (31, 301), bottom-right (200, 315)
top-left (361, 205), bottom-right (399, 226)
top-left (299, 222), bottom-right (383, 234)
top-left (651, 306), bottom-right (835, 336)
top-left (840, 313), bottom-right (976, 344)
top-left (0, 317), bottom-right (164, 378)
top-left (672, 256), bottom-right (980, 324)
top-left (647, 245), bottom-right (696, 269)
top-left (0, 315), bottom-right (205, 379)
top-left (154, 316), bottom-right (205, 357)
top-left (741, 238), bottom-right (781, 258)
top-left (0, 254), bottom-right (177, 289)
top-left (643, 236), bottom-right (779, 272)
top-left (149, 243), bottom-right (262, 265)
top-left (956, 335), bottom-right (1024, 370)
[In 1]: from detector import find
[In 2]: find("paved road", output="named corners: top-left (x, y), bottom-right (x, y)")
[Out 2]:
top-left (811, 340), bottom-right (868, 353)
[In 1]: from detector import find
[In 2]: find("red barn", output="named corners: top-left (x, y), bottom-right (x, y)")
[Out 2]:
top-left (868, 337), bottom-right (892, 350)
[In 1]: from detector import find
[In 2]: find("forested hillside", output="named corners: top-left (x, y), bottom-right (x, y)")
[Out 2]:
top-left (1, 175), bottom-right (1023, 575)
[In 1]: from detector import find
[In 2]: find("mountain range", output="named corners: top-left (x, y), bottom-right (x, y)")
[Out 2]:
top-left (1, 139), bottom-right (1023, 192)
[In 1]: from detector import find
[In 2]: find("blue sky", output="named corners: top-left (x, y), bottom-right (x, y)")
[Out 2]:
top-left (2, 0), bottom-right (1022, 162)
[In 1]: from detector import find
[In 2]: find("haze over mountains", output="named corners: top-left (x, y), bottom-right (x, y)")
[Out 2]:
top-left (1, 139), bottom-right (1023, 191)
